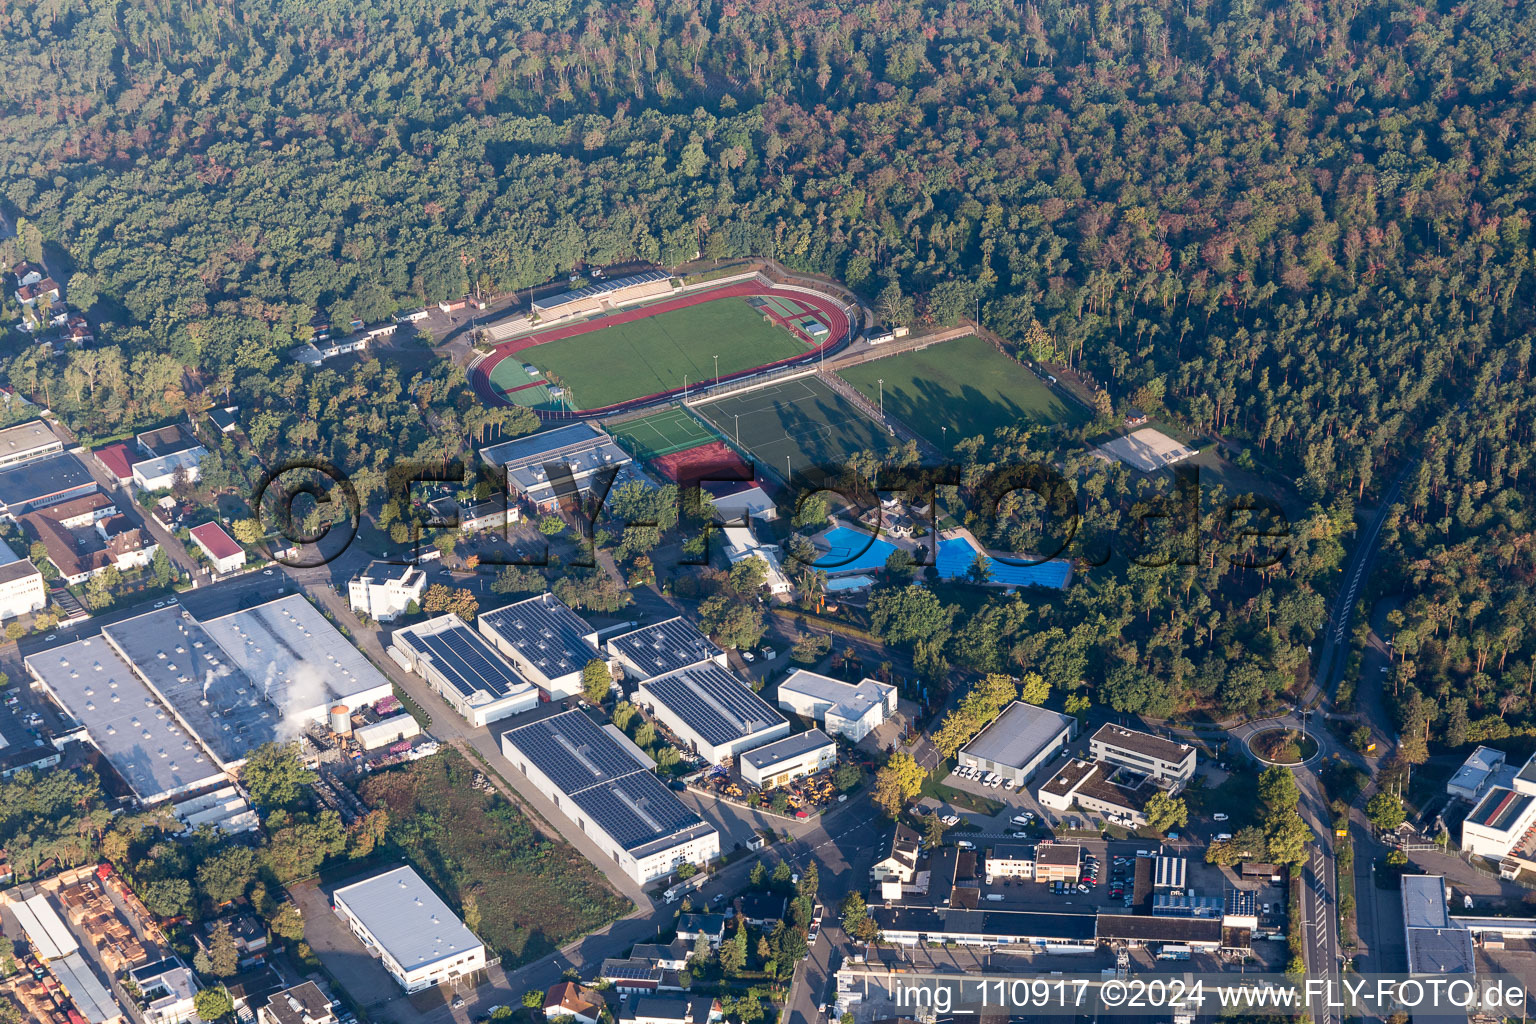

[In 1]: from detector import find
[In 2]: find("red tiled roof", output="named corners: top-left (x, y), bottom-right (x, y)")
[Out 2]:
top-left (95, 443), bottom-right (139, 481)
top-left (189, 521), bottom-right (241, 560)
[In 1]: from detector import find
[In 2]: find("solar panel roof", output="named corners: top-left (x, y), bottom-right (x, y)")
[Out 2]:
top-left (396, 617), bottom-right (532, 700)
top-left (607, 617), bottom-right (723, 679)
top-left (502, 709), bottom-right (715, 855)
top-left (502, 709), bottom-right (649, 795)
top-left (639, 663), bottom-right (786, 748)
top-left (479, 594), bottom-right (597, 679)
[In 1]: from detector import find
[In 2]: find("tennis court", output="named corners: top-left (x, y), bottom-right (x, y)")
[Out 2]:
top-left (515, 297), bottom-right (807, 410)
top-left (837, 335), bottom-right (1087, 450)
top-left (608, 406), bottom-right (719, 460)
top-left (693, 375), bottom-right (895, 478)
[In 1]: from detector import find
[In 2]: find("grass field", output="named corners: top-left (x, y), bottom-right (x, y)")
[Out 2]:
top-left (694, 375), bottom-right (894, 477)
top-left (515, 298), bottom-right (808, 410)
top-left (608, 406), bottom-right (720, 459)
top-left (356, 746), bottom-right (630, 967)
top-left (837, 335), bottom-right (1088, 450)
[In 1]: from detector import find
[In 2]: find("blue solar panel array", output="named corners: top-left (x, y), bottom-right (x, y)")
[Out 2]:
top-left (409, 623), bottom-right (528, 699)
top-left (608, 617), bottom-right (722, 679)
top-left (479, 594), bottom-right (597, 679)
top-left (502, 710), bottom-right (641, 794)
top-left (640, 664), bottom-right (785, 748)
top-left (503, 709), bottom-right (713, 854)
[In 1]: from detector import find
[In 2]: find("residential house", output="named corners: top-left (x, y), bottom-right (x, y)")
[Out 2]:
top-left (544, 982), bottom-right (605, 1024)
top-left (257, 982), bottom-right (337, 1024)
top-left (189, 522), bottom-right (246, 575)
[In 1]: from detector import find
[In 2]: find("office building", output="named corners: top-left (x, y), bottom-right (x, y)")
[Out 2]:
top-left (332, 866), bottom-right (487, 993)
top-left (738, 729), bottom-right (836, 789)
top-left (349, 561), bottom-right (428, 622)
top-left (1089, 724), bottom-right (1196, 786)
top-left (774, 671), bottom-right (896, 743)
top-left (0, 419), bottom-right (62, 467)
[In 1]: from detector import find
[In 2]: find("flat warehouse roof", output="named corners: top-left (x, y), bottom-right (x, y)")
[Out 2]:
top-left (962, 700), bottom-right (1074, 769)
top-left (25, 635), bottom-right (225, 802)
top-left (1096, 914), bottom-right (1222, 942)
top-left (333, 866), bottom-right (481, 973)
top-left (1402, 874), bottom-right (1450, 930)
top-left (479, 594), bottom-right (597, 680)
top-left (0, 420), bottom-right (58, 458)
top-left (639, 663), bottom-right (786, 748)
top-left (607, 617), bottom-right (723, 678)
top-left (102, 606), bottom-right (276, 767)
top-left (569, 770), bottom-right (716, 856)
top-left (1467, 787), bottom-right (1533, 831)
top-left (394, 615), bottom-right (536, 701)
top-left (1097, 428), bottom-right (1198, 473)
top-left (739, 729), bottom-right (834, 771)
top-left (0, 452), bottom-right (94, 506)
top-left (198, 594), bottom-right (394, 714)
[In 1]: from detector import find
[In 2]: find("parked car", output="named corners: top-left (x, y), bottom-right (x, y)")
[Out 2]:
top-left (1213, 813), bottom-right (1229, 821)
top-left (1013, 831), bottom-right (1029, 838)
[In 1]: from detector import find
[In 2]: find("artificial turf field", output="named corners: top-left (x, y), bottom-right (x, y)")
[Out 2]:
top-left (501, 298), bottom-right (808, 410)
top-left (836, 335), bottom-right (1088, 450)
top-left (693, 375), bottom-right (895, 478)
top-left (607, 406), bottom-right (719, 460)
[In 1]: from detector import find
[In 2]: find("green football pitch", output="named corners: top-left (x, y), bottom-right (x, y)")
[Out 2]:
top-left (607, 407), bottom-right (719, 459)
top-left (694, 375), bottom-right (895, 478)
top-left (515, 298), bottom-right (808, 410)
top-left (837, 335), bottom-right (1088, 450)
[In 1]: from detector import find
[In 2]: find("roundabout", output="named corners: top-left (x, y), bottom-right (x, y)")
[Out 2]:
top-left (1245, 726), bottom-right (1322, 767)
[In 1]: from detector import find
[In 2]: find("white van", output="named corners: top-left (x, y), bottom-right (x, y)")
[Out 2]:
top-left (957, 840), bottom-right (975, 850)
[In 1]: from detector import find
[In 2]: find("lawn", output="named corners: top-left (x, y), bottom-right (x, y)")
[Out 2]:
top-left (694, 375), bottom-right (895, 479)
top-left (518, 297), bottom-right (807, 410)
top-left (837, 335), bottom-right (1088, 450)
top-left (356, 746), bottom-right (631, 967)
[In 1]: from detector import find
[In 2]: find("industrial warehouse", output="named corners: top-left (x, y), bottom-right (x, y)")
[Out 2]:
top-left (634, 662), bottom-right (789, 764)
top-left (24, 595), bottom-right (395, 804)
top-left (477, 593), bottom-right (602, 699)
top-left (501, 709), bottom-right (719, 885)
top-left (391, 613), bottom-right (542, 726)
top-left (605, 616), bottom-right (726, 681)
top-left (332, 865), bottom-right (488, 993)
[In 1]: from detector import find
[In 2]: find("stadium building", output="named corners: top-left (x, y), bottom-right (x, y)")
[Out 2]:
top-left (956, 701), bottom-right (1076, 787)
top-left (332, 866), bottom-right (487, 993)
top-left (477, 593), bottom-right (601, 699)
top-left (501, 709), bottom-right (719, 885)
top-left (391, 613), bottom-right (542, 726)
top-left (634, 663), bottom-right (789, 764)
top-left (605, 617), bottom-right (725, 682)
top-left (530, 270), bottom-right (673, 323)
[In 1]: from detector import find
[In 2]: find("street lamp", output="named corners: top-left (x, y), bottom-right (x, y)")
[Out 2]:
top-left (785, 455), bottom-right (791, 481)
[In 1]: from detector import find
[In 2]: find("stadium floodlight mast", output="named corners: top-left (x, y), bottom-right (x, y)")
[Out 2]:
top-left (878, 378), bottom-right (884, 419)
top-left (734, 413), bottom-right (740, 445)
top-left (683, 374), bottom-right (689, 401)
top-left (714, 354), bottom-right (719, 386)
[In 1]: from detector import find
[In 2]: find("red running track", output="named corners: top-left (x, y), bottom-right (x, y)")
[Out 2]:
top-left (469, 282), bottom-right (850, 418)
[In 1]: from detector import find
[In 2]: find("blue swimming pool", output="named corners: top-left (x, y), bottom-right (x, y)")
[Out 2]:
top-left (935, 536), bottom-right (1071, 589)
top-left (825, 574), bottom-right (875, 593)
top-left (813, 526), bottom-right (899, 573)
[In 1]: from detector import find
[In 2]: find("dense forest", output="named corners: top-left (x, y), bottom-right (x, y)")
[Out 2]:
top-left (2, 0), bottom-right (1534, 744)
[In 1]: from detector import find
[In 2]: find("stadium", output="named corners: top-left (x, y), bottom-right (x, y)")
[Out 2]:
top-left (469, 276), bottom-right (853, 418)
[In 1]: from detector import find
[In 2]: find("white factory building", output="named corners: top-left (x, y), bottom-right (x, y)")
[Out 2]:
top-left (501, 709), bottom-right (719, 885)
top-left (957, 700), bottom-right (1076, 787)
top-left (332, 866), bottom-right (487, 993)
top-left (774, 670), bottom-right (896, 744)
